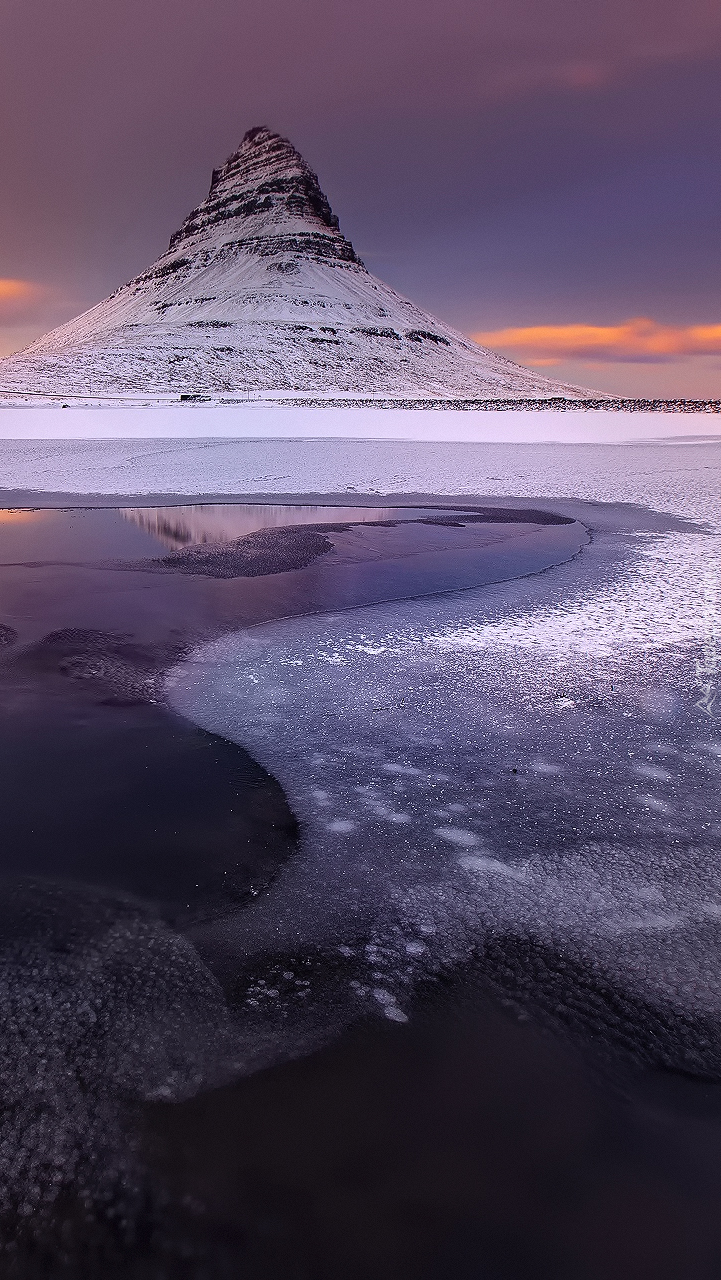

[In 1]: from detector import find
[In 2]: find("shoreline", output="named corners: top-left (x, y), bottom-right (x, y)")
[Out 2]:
top-left (0, 491), bottom-right (705, 527)
top-left (1, 392), bottom-right (720, 412)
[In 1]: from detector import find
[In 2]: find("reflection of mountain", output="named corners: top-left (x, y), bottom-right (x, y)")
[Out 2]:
top-left (120, 504), bottom-right (399, 550)
top-left (0, 127), bottom-right (593, 399)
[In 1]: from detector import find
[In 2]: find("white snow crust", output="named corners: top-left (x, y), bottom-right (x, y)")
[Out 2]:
top-left (0, 404), bottom-right (717, 443)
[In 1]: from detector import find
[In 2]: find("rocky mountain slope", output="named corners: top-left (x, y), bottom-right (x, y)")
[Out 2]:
top-left (0, 127), bottom-right (593, 400)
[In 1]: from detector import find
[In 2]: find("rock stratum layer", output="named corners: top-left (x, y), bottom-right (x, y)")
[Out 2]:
top-left (0, 127), bottom-right (593, 399)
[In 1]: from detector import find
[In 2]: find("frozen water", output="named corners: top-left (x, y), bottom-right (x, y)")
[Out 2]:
top-left (0, 881), bottom-right (235, 1227)
top-left (0, 434), bottom-right (719, 493)
top-left (168, 443), bottom-right (721, 1073)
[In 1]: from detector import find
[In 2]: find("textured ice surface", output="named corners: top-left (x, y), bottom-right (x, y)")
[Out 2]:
top-left (0, 881), bottom-right (234, 1230)
top-left (1, 433), bottom-right (721, 488)
top-left (168, 445), bottom-right (721, 1074)
top-left (1, 444), bottom-right (719, 1237)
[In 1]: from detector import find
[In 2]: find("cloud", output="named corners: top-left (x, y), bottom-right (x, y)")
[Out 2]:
top-left (480, 56), bottom-right (618, 101)
top-left (472, 318), bottom-right (721, 364)
top-left (0, 279), bottom-right (49, 324)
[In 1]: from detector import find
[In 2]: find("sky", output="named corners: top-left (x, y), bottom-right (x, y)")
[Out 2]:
top-left (1, 0), bottom-right (720, 398)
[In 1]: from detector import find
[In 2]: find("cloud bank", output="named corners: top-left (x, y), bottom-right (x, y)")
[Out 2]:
top-left (473, 318), bottom-right (721, 365)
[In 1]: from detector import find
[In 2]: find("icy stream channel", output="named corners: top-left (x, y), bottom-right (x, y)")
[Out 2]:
top-left (168, 448), bottom-right (721, 1074)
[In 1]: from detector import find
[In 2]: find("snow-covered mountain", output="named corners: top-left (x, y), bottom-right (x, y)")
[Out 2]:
top-left (0, 127), bottom-right (593, 400)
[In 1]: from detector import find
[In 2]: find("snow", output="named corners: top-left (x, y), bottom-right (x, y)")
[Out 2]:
top-left (0, 403), bottom-right (718, 446)
top-left (0, 127), bottom-right (590, 400)
top-left (0, 432), bottom-right (717, 502)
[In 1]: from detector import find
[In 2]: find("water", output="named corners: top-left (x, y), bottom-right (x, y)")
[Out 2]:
top-left (0, 502), bottom-right (409, 564)
top-left (120, 503), bottom-right (404, 548)
top-left (0, 494), bottom-right (584, 1262)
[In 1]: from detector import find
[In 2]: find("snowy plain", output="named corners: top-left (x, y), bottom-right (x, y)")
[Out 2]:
top-left (0, 402), bottom-right (719, 447)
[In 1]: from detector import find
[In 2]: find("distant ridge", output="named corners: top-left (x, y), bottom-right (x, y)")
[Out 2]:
top-left (0, 127), bottom-right (598, 400)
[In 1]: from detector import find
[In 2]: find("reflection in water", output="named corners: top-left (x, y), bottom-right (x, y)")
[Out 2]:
top-left (121, 504), bottom-right (403, 550)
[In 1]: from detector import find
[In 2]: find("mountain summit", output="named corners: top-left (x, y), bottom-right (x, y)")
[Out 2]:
top-left (167, 126), bottom-right (360, 268)
top-left (0, 128), bottom-right (590, 399)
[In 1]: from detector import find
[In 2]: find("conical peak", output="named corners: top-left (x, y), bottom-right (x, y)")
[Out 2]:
top-left (0, 126), bottom-right (595, 400)
top-left (209, 127), bottom-right (310, 196)
top-left (168, 126), bottom-right (356, 261)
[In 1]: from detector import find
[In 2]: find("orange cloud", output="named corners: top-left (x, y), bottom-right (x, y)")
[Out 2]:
top-left (472, 318), bottom-right (721, 365)
top-left (0, 279), bottom-right (48, 323)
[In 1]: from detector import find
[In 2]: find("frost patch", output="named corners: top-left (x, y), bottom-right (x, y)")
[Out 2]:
top-left (372, 988), bottom-right (409, 1022)
top-left (434, 826), bottom-right (480, 848)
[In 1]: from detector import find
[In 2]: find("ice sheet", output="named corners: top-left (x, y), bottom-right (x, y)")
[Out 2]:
top-left (167, 444), bottom-right (721, 1074)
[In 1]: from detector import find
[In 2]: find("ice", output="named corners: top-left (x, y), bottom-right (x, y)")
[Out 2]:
top-left (166, 443), bottom-right (721, 1076)
top-left (434, 827), bottom-right (481, 847)
top-left (0, 434), bottom-right (717, 493)
top-left (458, 855), bottom-right (527, 881)
top-left (0, 882), bottom-right (235, 1224)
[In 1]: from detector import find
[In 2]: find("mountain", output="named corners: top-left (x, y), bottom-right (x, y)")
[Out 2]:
top-left (0, 127), bottom-right (593, 400)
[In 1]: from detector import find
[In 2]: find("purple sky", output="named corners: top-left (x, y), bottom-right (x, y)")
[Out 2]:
top-left (1, 0), bottom-right (720, 395)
